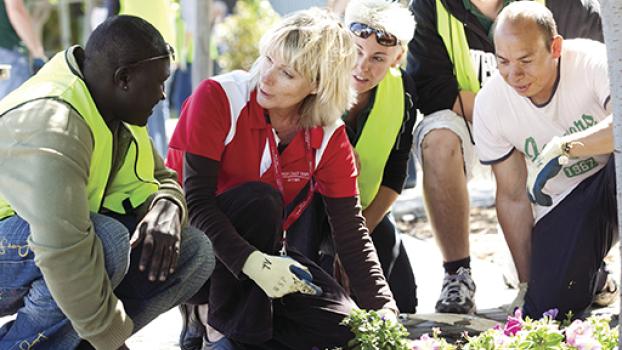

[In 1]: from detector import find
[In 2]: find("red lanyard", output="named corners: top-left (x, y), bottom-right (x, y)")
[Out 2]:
top-left (265, 123), bottom-right (315, 256)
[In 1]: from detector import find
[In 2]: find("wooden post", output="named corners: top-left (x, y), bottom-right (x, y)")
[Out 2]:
top-left (192, 0), bottom-right (213, 89)
top-left (82, 0), bottom-right (93, 46)
top-left (58, 0), bottom-right (71, 49)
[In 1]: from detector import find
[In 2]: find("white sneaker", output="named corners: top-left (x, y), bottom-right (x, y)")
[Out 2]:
top-left (435, 267), bottom-right (476, 314)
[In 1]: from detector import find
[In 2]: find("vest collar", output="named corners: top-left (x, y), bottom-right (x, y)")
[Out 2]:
top-left (65, 45), bottom-right (85, 80)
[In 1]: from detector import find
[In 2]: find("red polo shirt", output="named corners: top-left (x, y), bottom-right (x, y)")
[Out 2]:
top-left (167, 71), bottom-right (358, 204)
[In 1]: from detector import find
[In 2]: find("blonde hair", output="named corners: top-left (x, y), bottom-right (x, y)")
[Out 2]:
top-left (250, 7), bottom-right (357, 128)
top-left (345, 0), bottom-right (415, 47)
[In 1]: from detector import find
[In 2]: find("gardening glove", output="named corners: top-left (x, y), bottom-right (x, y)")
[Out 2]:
top-left (526, 136), bottom-right (570, 206)
top-left (242, 251), bottom-right (322, 298)
top-left (504, 282), bottom-right (528, 315)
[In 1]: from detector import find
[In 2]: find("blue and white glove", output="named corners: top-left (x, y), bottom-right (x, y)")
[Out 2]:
top-left (242, 250), bottom-right (322, 298)
top-left (526, 136), bottom-right (570, 206)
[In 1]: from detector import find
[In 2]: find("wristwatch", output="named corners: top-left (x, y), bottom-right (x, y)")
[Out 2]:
top-left (561, 141), bottom-right (572, 157)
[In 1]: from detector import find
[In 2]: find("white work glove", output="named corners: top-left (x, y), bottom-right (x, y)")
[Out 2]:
top-left (504, 282), bottom-right (528, 315)
top-left (242, 251), bottom-right (322, 298)
top-left (526, 136), bottom-right (570, 206)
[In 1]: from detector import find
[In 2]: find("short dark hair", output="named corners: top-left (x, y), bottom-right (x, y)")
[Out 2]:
top-left (85, 15), bottom-right (169, 69)
top-left (494, 2), bottom-right (558, 50)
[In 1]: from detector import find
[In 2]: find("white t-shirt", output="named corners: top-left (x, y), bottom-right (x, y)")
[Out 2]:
top-left (474, 39), bottom-right (610, 221)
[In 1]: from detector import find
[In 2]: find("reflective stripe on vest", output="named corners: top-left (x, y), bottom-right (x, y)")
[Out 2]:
top-left (0, 49), bottom-right (157, 220)
top-left (435, 0), bottom-right (546, 93)
top-left (354, 67), bottom-right (404, 210)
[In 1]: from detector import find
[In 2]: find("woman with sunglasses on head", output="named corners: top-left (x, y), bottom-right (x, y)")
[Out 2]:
top-left (337, 0), bottom-right (418, 314)
top-left (166, 8), bottom-right (397, 350)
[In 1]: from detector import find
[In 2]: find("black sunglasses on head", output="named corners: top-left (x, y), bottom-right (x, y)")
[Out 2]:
top-left (349, 22), bottom-right (399, 47)
top-left (120, 43), bottom-right (176, 68)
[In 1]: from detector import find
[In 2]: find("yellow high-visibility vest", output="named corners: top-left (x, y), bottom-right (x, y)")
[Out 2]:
top-left (0, 49), bottom-right (158, 220)
top-left (436, 0), bottom-right (546, 92)
top-left (355, 68), bottom-right (405, 209)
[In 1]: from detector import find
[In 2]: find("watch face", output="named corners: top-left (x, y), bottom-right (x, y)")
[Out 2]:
top-left (0, 64), bottom-right (10, 80)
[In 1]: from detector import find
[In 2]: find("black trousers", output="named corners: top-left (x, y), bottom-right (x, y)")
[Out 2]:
top-left (320, 212), bottom-right (418, 314)
top-left (207, 182), bottom-right (355, 350)
top-left (370, 214), bottom-right (418, 314)
top-left (524, 157), bottom-right (618, 319)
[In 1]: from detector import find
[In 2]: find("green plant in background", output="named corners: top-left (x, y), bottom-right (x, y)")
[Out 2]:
top-left (216, 0), bottom-right (280, 72)
top-left (340, 309), bottom-right (411, 350)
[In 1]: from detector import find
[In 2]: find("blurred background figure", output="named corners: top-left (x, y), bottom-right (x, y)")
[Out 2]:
top-left (0, 0), bottom-right (48, 99)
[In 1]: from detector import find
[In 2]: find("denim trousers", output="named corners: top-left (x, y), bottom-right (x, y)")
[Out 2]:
top-left (0, 47), bottom-right (31, 100)
top-left (0, 212), bottom-right (215, 350)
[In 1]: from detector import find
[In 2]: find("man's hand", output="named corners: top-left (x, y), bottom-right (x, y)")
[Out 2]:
top-left (130, 199), bottom-right (182, 282)
top-left (242, 251), bottom-right (322, 298)
top-left (526, 136), bottom-right (570, 206)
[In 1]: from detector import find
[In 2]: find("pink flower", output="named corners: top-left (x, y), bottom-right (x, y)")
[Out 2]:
top-left (573, 335), bottom-right (602, 350)
top-left (503, 309), bottom-right (524, 336)
top-left (566, 319), bottom-right (597, 348)
top-left (411, 334), bottom-right (441, 350)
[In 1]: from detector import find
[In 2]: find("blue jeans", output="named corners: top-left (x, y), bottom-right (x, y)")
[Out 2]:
top-left (0, 213), bottom-right (214, 349)
top-left (0, 47), bottom-right (31, 100)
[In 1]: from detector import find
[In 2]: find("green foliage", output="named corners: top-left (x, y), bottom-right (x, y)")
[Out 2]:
top-left (340, 309), bottom-right (411, 350)
top-left (463, 311), bottom-right (618, 350)
top-left (463, 328), bottom-right (502, 350)
top-left (216, 0), bottom-right (280, 72)
top-left (508, 317), bottom-right (566, 350)
top-left (584, 316), bottom-right (618, 350)
top-left (337, 308), bottom-right (619, 350)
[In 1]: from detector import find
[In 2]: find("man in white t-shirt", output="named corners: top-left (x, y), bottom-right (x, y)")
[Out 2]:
top-left (473, 1), bottom-right (616, 319)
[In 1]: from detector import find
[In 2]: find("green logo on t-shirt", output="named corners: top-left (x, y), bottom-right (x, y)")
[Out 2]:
top-left (563, 157), bottom-right (598, 177)
top-left (523, 114), bottom-right (597, 162)
top-left (563, 114), bottom-right (596, 136)
top-left (524, 137), bottom-right (539, 162)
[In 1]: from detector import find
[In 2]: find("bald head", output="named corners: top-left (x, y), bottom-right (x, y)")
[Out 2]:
top-left (494, 1), bottom-right (558, 51)
top-left (492, 2), bottom-right (563, 105)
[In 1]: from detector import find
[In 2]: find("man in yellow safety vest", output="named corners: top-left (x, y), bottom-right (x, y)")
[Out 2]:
top-left (0, 15), bottom-right (214, 349)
